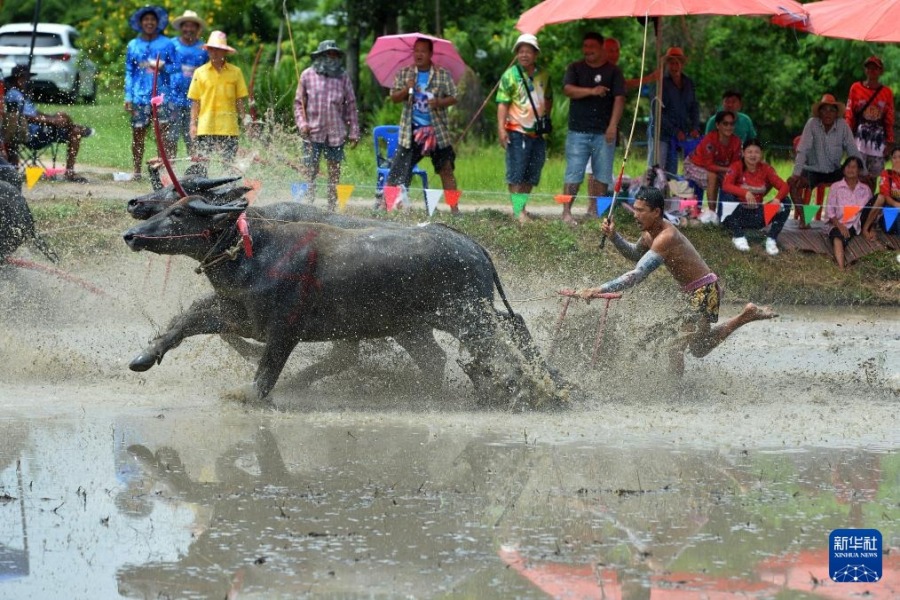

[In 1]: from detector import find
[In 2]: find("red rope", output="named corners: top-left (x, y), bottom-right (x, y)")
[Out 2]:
top-left (151, 53), bottom-right (187, 198)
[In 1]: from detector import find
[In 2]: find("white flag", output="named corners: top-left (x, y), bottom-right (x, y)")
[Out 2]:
top-left (424, 188), bottom-right (444, 216)
top-left (720, 201), bottom-right (740, 221)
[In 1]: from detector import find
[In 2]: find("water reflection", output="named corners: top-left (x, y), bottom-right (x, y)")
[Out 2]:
top-left (0, 414), bottom-right (896, 598)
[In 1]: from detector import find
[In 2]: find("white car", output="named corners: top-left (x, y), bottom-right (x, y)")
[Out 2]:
top-left (0, 23), bottom-right (97, 103)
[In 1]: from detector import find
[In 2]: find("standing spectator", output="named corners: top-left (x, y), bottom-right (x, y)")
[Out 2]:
top-left (560, 31), bottom-right (625, 224)
top-left (166, 10), bottom-right (208, 160)
top-left (125, 5), bottom-right (175, 180)
top-left (603, 38), bottom-right (658, 91)
top-left (385, 38), bottom-right (459, 214)
top-left (496, 33), bottom-right (552, 223)
top-left (704, 90), bottom-right (757, 144)
top-left (721, 138), bottom-right (790, 255)
top-left (825, 156), bottom-right (872, 269)
top-left (788, 94), bottom-right (863, 226)
top-left (188, 31), bottom-right (249, 165)
top-left (647, 47), bottom-right (700, 176)
top-left (683, 110), bottom-right (742, 216)
top-left (862, 145), bottom-right (900, 239)
top-left (294, 40), bottom-right (360, 211)
top-left (845, 56), bottom-right (894, 178)
top-left (5, 66), bottom-right (94, 182)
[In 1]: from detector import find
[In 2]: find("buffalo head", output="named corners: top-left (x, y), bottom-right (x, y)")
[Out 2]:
top-left (127, 176), bottom-right (250, 220)
top-left (123, 197), bottom-right (249, 257)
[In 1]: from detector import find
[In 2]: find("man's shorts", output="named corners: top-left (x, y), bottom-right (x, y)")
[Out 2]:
top-left (130, 103), bottom-right (168, 128)
top-left (828, 225), bottom-right (858, 247)
top-left (505, 130), bottom-right (546, 186)
top-left (387, 143), bottom-right (455, 187)
top-left (165, 103), bottom-right (192, 143)
top-left (27, 123), bottom-right (69, 148)
top-left (564, 130), bottom-right (615, 186)
top-left (195, 135), bottom-right (238, 163)
top-left (302, 140), bottom-right (345, 167)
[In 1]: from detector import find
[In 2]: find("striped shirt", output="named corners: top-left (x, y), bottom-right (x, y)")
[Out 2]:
top-left (294, 68), bottom-right (360, 146)
top-left (391, 65), bottom-right (456, 149)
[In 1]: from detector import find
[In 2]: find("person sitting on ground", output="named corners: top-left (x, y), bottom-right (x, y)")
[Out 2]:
top-left (705, 90), bottom-right (757, 144)
top-left (683, 110), bottom-right (742, 216)
top-left (824, 156), bottom-right (873, 270)
top-left (720, 138), bottom-right (790, 256)
top-left (862, 144), bottom-right (900, 239)
top-left (4, 65), bottom-right (93, 182)
top-left (788, 94), bottom-right (864, 228)
top-left (576, 186), bottom-right (777, 375)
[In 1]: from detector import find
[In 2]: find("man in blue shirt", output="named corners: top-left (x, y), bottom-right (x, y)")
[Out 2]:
top-left (124, 5), bottom-right (175, 180)
top-left (5, 66), bottom-right (93, 182)
top-left (166, 10), bottom-right (208, 159)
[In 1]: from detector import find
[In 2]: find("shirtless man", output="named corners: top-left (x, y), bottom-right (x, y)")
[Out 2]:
top-left (578, 186), bottom-right (776, 373)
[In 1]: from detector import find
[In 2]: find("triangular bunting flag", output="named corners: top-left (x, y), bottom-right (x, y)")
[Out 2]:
top-left (443, 189), bottom-right (462, 208)
top-left (424, 188), bottom-right (443, 216)
top-left (720, 201), bottom-right (739, 220)
top-left (25, 166), bottom-right (44, 189)
top-left (554, 194), bottom-right (573, 204)
top-left (290, 182), bottom-right (308, 201)
top-left (842, 205), bottom-right (862, 223)
top-left (883, 206), bottom-right (899, 231)
top-left (44, 167), bottom-right (66, 178)
top-left (336, 184), bottom-right (353, 211)
top-left (510, 193), bottom-right (528, 217)
top-left (801, 203), bottom-right (820, 225)
top-left (245, 179), bottom-right (262, 204)
top-left (384, 185), bottom-right (401, 211)
top-left (763, 201), bottom-right (780, 225)
top-left (595, 196), bottom-right (613, 216)
top-left (679, 199), bottom-right (698, 211)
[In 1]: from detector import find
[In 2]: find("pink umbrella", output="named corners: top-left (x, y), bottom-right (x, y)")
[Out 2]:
top-left (366, 33), bottom-right (467, 88)
top-left (772, 0), bottom-right (900, 42)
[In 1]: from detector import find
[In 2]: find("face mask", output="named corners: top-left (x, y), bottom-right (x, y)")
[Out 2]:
top-left (314, 55), bottom-right (345, 77)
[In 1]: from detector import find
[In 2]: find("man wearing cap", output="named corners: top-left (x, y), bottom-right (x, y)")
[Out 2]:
top-left (704, 90), bottom-right (757, 144)
top-left (188, 31), bottom-right (249, 165)
top-left (845, 56), bottom-right (894, 177)
top-left (647, 47), bottom-right (700, 176)
top-left (294, 40), bottom-right (360, 211)
top-left (496, 33), bottom-right (552, 223)
top-left (166, 10), bottom-right (208, 160)
top-left (125, 5), bottom-right (176, 180)
top-left (5, 65), bottom-right (94, 182)
top-left (385, 37), bottom-right (459, 214)
top-left (788, 94), bottom-right (864, 222)
top-left (560, 31), bottom-right (625, 225)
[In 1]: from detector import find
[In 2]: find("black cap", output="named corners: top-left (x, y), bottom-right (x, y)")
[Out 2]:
top-left (11, 65), bottom-right (33, 79)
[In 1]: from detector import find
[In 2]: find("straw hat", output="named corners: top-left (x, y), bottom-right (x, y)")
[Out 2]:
top-left (664, 47), bottom-right (687, 64)
top-left (129, 5), bottom-right (168, 33)
top-left (172, 10), bottom-right (205, 31)
top-left (513, 33), bottom-right (540, 53)
top-left (202, 31), bottom-right (236, 53)
top-left (811, 94), bottom-right (846, 117)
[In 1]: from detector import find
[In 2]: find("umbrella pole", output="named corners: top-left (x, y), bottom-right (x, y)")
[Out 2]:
top-left (653, 20), bottom-right (663, 170)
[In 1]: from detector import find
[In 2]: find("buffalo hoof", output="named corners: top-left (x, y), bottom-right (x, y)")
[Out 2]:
top-left (129, 351), bottom-right (161, 372)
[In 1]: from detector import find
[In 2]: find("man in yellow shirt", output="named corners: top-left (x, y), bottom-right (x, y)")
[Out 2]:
top-left (188, 30), bottom-right (248, 164)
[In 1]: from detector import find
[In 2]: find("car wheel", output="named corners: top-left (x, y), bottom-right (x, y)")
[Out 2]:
top-left (83, 79), bottom-right (97, 104)
top-left (62, 75), bottom-right (79, 105)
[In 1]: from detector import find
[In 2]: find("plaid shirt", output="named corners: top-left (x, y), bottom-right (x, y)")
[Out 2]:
top-left (391, 65), bottom-right (456, 149)
top-left (294, 68), bottom-right (360, 146)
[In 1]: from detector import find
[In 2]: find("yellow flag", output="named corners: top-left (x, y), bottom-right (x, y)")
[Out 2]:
top-left (336, 184), bottom-right (354, 212)
top-left (25, 166), bottom-right (44, 190)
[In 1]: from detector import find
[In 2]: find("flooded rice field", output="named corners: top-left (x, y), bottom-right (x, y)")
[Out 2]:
top-left (0, 241), bottom-right (898, 599)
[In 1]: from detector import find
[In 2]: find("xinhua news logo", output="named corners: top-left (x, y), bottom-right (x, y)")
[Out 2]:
top-left (829, 529), bottom-right (882, 583)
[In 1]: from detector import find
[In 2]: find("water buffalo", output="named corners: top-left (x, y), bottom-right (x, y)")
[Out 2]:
top-left (0, 180), bottom-right (58, 263)
top-left (123, 198), bottom-right (565, 410)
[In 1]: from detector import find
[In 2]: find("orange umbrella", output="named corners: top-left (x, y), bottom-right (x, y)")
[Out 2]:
top-left (772, 0), bottom-right (900, 42)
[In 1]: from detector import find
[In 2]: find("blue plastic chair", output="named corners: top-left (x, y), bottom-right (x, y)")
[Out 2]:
top-left (373, 125), bottom-right (428, 202)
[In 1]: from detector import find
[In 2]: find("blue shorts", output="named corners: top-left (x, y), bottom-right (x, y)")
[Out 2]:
top-left (302, 140), bottom-right (345, 167)
top-left (564, 131), bottom-right (615, 185)
top-left (165, 103), bottom-right (192, 145)
top-left (130, 103), bottom-right (168, 128)
top-left (505, 130), bottom-right (546, 186)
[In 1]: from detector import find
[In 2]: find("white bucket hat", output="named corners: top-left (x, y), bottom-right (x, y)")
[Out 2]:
top-left (513, 33), bottom-right (540, 53)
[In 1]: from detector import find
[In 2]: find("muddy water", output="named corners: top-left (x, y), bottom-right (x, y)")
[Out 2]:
top-left (1, 247), bottom-right (898, 598)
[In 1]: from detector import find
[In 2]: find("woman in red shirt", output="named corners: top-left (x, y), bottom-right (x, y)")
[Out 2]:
top-left (683, 110), bottom-right (742, 214)
top-left (862, 144), bottom-right (900, 239)
top-left (721, 138), bottom-right (790, 255)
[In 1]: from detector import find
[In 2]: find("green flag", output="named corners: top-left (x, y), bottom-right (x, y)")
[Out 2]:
top-left (510, 193), bottom-right (529, 217)
top-left (801, 203), bottom-right (820, 225)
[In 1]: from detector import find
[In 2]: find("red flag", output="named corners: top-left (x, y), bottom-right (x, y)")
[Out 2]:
top-left (842, 205), bottom-right (862, 222)
top-left (763, 202), bottom-right (781, 225)
top-left (384, 186), bottom-right (401, 211)
top-left (554, 194), bottom-right (573, 204)
top-left (444, 189), bottom-right (462, 208)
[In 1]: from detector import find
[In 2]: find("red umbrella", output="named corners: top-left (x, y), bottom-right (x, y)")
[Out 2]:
top-left (516, 0), bottom-right (808, 34)
top-left (772, 0), bottom-right (900, 42)
top-left (366, 33), bottom-right (467, 88)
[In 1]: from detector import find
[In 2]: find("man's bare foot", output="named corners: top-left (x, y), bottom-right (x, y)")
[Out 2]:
top-left (742, 303), bottom-right (778, 321)
top-left (863, 228), bottom-right (876, 242)
top-left (561, 214), bottom-right (577, 226)
top-left (584, 209), bottom-right (599, 219)
top-left (518, 211), bottom-right (533, 224)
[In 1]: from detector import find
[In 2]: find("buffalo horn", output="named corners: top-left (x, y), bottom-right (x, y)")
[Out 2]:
top-left (187, 198), bottom-right (249, 215)
top-left (183, 176), bottom-right (243, 194)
